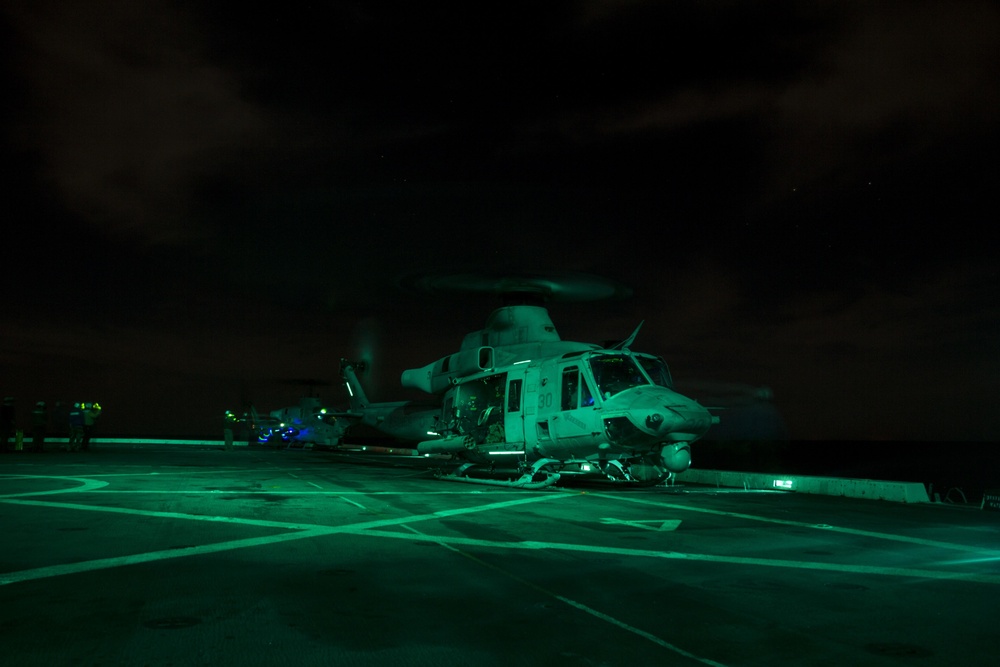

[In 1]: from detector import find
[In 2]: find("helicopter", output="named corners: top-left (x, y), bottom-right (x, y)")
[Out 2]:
top-left (334, 272), bottom-right (717, 488)
top-left (251, 396), bottom-right (349, 447)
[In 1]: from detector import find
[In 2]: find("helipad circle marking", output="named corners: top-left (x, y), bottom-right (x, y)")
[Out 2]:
top-left (0, 475), bottom-right (110, 498)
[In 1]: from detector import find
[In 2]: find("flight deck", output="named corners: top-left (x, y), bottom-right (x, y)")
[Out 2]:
top-left (2, 443), bottom-right (998, 666)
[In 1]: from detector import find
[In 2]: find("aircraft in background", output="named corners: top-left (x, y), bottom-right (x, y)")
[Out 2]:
top-left (674, 380), bottom-right (786, 442)
top-left (251, 396), bottom-right (348, 447)
top-left (337, 360), bottom-right (443, 444)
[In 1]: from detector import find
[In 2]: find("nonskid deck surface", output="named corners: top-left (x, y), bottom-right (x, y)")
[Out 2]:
top-left (2, 444), bottom-right (997, 666)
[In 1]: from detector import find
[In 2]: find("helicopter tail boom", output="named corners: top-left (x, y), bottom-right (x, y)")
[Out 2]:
top-left (340, 359), bottom-right (370, 410)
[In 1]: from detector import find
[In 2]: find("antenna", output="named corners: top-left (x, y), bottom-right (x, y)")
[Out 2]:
top-left (612, 320), bottom-right (645, 351)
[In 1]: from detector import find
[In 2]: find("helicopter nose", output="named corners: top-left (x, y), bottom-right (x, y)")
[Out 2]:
top-left (649, 400), bottom-right (713, 442)
top-left (602, 387), bottom-right (713, 456)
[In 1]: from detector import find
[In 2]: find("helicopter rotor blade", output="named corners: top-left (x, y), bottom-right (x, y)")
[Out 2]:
top-left (674, 380), bottom-right (774, 409)
top-left (398, 270), bottom-right (633, 303)
top-left (351, 317), bottom-right (382, 396)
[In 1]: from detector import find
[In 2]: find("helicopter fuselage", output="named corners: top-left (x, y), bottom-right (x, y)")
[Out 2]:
top-left (418, 344), bottom-right (713, 474)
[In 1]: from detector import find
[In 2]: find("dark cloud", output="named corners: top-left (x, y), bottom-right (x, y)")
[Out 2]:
top-left (5, 0), bottom-right (263, 243)
top-left (651, 259), bottom-right (1000, 440)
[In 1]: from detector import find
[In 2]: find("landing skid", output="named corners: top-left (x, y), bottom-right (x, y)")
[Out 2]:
top-left (434, 457), bottom-right (672, 490)
top-left (596, 458), bottom-right (671, 487)
top-left (435, 459), bottom-right (562, 490)
top-left (561, 471), bottom-right (671, 489)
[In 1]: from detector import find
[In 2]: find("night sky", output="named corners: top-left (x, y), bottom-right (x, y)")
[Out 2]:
top-left (1, 1), bottom-right (998, 441)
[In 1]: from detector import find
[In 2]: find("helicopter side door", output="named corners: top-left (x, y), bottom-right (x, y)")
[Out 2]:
top-left (503, 372), bottom-right (525, 446)
top-left (547, 364), bottom-right (602, 452)
top-left (502, 365), bottom-right (539, 452)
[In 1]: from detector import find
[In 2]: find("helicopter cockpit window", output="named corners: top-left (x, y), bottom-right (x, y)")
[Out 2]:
top-left (581, 376), bottom-right (595, 406)
top-left (588, 353), bottom-right (649, 399)
top-left (562, 366), bottom-right (597, 409)
top-left (636, 354), bottom-right (674, 388)
top-left (561, 367), bottom-right (579, 410)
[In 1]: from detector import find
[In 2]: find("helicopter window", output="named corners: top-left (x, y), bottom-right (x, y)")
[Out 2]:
top-left (453, 373), bottom-right (506, 441)
top-left (588, 354), bottom-right (649, 399)
top-left (507, 379), bottom-right (522, 412)
top-left (636, 354), bottom-right (674, 388)
top-left (561, 367), bottom-right (580, 410)
top-left (581, 377), bottom-right (595, 407)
